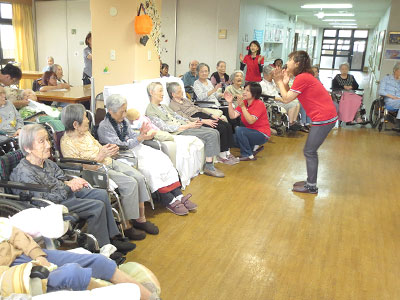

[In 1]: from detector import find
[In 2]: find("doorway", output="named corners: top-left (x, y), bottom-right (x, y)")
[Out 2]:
top-left (319, 29), bottom-right (368, 71)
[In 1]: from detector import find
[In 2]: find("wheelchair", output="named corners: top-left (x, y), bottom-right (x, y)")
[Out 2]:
top-left (0, 149), bottom-right (99, 252)
top-left (369, 96), bottom-right (399, 132)
top-left (260, 94), bottom-right (290, 136)
top-left (331, 89), bottom-right (369, 125)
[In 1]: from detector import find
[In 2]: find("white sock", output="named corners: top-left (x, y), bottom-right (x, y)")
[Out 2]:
top-left (227, 150), bottom-right (231, 156)
top-left (249, 155), bottom-right (254, 159)
top-left (253, 145), bottom-right (259, 151)
top-left (176, 194), bottom-right (183, 201)
top-left (169, 198), bottom-right (179, 205)
top-left (219, 152), bottom-right (227, 159)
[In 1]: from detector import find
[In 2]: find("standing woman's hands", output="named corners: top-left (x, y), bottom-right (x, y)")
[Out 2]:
top-left (239, 53), bottom-right (244, 62)
top-left (272, 67), bottom-right (284, 83)
top-left (258, 55), bottom-right (264, 64)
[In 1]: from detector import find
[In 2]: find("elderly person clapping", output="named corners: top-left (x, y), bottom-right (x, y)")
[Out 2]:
top-left (146, 82), bottom-right (224, 178)
top-left (0, 86), bottom-right (23, 143)
top-left (167, 82), bottom-right (238, 165)
top-left (193, 63), bottom-right (222, 108)
top-left (60, 104), bottom-right (158, 238)
top-left (260, 65), bottom-right (301, 128)
top-left (10, 124), bottom-right (134, 253)
top-left (98, 95), bottom-right (196, 216)
top-left (379, 62), bottom-right (400, 131)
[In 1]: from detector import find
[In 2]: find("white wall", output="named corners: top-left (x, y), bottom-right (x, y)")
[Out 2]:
top-left (161, 0), bottom-right (240, 77)
top-left (160, 0), bottom-right (177, 75)
top-left (35, 0), bottom-right (91, 86)
top-left (237, 1), bottom-right (321, 70)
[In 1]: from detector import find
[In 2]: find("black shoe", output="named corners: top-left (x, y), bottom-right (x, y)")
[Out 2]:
top-left (132, 220), bottom-right (159, 235)
top-left (124, 227), bottom-right (146, 241)
top-left (109, 251), bottom-right (124, 261)
top-left (289, 122), bottom-right (303, 131)
top-left (111, 239), bottom-right (136, 254)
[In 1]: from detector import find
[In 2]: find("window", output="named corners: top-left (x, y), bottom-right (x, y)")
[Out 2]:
top-left (0, 3), bottom-right (14, 65)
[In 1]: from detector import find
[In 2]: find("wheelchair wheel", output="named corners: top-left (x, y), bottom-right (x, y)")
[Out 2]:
top-left (0, 199), bottom-right (33, 218)
top-left (378, 122), bottom-right (383, 132)
top-left (276, 125), bottom-right (286, 136)
top-left (369, 99), bottom-right (382, 129)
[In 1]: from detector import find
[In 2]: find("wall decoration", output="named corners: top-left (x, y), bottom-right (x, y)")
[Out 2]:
top-left (140, 0), bottom-right (161, 56)
top-left (384, 49), bottom-right (400, 60)
top-left (388, 32), bottom-right (400, 44)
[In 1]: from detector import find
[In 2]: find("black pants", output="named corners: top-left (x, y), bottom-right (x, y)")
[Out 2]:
top-left (159, 187), bottom-right (182, 206)
top-left (192, 112), bottom-right (234, 152)
top-left (220, 107), bottom-right (241, 132)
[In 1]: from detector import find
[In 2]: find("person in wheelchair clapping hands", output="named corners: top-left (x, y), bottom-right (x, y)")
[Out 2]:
top-left (98, 95), bottom-right (197, 216)
top-left (167, 82), bottom-right (238, 165)
top-left (60, 104), bottom-right (159, 238)
top-left (0, 86), bottom-right (23, 143)
top-left (225, 82), bottom-right (271, 161)
top-left (10, 124), bottom-right (135, 254)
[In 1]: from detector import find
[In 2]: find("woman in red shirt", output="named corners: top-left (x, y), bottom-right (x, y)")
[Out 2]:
top-left (239, 41), bottom-right (264, 82)
top-left (273, 50), bottom-right (337, 194)
top-left (225, 82), bottom-right (271, 161)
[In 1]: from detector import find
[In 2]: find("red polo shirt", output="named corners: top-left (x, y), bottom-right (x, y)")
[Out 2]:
top-left (235, 99), bottom-right (271, 137)
top-left (290, 73), bottom-right (337, 125)
top-left (243, 55), bottom-right (264, 82)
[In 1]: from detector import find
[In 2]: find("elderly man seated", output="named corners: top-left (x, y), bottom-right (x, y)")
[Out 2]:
top-left (379, 62), bottom-right (400, 131)
top-left (10, 124), bottom-right (135, 254)
top-left (0, 86), bottom-right (23, 143)
top-left (260, 65), bottom-right (301, 130)
top-left (182, 60), bottom-right (199, 88)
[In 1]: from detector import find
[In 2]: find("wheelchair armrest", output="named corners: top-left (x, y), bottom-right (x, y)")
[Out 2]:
top-left (143, 139), bottom-right (161, 150)
top-left (117, 145), bottom-right (130, 151)
top-left (57, 162), bottom-right (83, 171)
top-left (63, 212), bottom-right (80, 223)
top-left (0, 180), bottom-right (50, 192)
top-left (260, 94), bottom-right (275, 100)
top-left (60, 157), bottom-right (99, 165)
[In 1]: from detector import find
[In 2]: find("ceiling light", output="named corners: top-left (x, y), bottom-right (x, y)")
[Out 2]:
top-left (316, 12), bottom-right (325, 19)
top-left (330, 23), bottom-right (357, 26)
top-left (333, 25), bottom-right (357, 28)
top-left (301, 4), bottom-right (353, 9)
top-left (320, 13), bottom-right (354, 17)
top-left (323, 19), bottom-right (356, 22)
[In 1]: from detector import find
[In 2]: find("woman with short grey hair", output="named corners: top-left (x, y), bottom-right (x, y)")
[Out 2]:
top-left (146, 82), bottom-right (224, 178)
top-left (167, 82), bottom-right (238, 165)
top-left (97, 95), bottom-right (197, 216)
top-left (193, 63), bottom-right (222, 108)
top-left (11, 123), bottom-right (135, 253)
top-left (379, 62), bottom-right (400, 131)
top-left (225, 70), bottom-right (244, 103)
top-left (332, 62), bottom-right (359, 90)
top-left (210, 61), bottom-right (230, 87)
top-left (60, 103), bottom-right (159, 238)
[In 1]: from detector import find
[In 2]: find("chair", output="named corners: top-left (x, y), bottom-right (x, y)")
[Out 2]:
top-left (32, 78), bottom-right (43, 92)
top-left (331, 89), bottom-right (369, 126)
top-left (260, 94), bottom-right (290, 136)
top-left (0, 150), bottom-right (96, 251)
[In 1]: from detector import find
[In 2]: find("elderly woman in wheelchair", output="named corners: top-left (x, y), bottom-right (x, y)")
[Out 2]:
top-left (60, 104), bottom-right (159, 238)
top-left (98, 95), bottom-right (197, 216)
top-left (9, 124), bottom-right (135, 254)
top-left (379, 62), bottom-right (400, 131)
top-left (0, 221), bottom-right (157, 299)
top-left (259, 65), bottom-right (302, 133)
top-left (0, 86), bottom-right (23, 146)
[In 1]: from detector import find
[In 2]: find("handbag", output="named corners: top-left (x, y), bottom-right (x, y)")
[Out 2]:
top-left (134, 3), bottom-right (153, 35)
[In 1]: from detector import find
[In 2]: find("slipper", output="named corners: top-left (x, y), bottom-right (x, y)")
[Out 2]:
top-left (132, 220), bottom-right (159, 235)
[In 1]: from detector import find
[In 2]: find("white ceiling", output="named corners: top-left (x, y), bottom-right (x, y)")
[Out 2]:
top-left (263, 0), bottom-right (391, 29)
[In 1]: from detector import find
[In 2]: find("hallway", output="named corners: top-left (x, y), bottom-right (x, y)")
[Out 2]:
top-left (128, 127), bottom-right (400, 300)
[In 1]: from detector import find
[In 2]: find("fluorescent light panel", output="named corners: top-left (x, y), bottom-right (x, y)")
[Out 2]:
top-left (301, 4), bottom-right (353, 9)
top-left (333, 25), bottom-right (357, 28)
top-left (329, 23), bottom-right (357, 25)
top-left (323, 19), bottom-right (356, 22)
top-left (316, 13), bottom-right (354, 16)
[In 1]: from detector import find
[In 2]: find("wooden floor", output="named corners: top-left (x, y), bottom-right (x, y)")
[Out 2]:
top-left (127, 127), bottom-right (400, 300)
